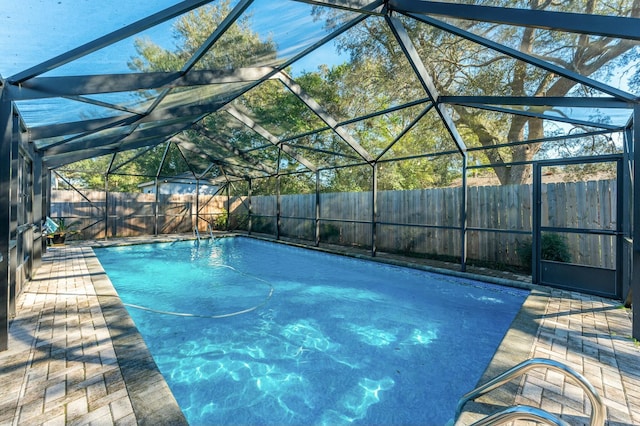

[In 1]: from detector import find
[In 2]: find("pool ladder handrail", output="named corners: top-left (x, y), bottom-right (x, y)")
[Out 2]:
top-left (453, 358), bottom-right (605, 426)
top-left (193, 226), bottom-right (201, 244)
top-left (207, 223), bottom-right (215, 239)
top-left (470, 405), bottom-right (570, 426)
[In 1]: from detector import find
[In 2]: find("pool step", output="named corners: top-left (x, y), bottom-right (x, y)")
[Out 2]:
top-left (450, 358), bottom-right (605, 426)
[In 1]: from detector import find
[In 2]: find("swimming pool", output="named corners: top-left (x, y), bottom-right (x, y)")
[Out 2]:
top-left (95, 237), bottom-right (528, 425)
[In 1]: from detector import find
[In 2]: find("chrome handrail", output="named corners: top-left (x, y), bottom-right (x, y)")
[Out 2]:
top-left (454, 358), bottom-right (605, 426)
top-left (207, 223), bottom-right (215, 239)
top-left (193, 226), bottom-right (201, 244)
top-left (471, 405), bottom-right (570, 426)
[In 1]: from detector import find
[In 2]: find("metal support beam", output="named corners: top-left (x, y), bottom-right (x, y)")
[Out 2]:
top-left (623, 128), bottom-right (633, 304)
top-left (633, 106), bottom-right (640, 340)
top-left (9, 67), bottom-right (277, 101)
top-left (32, 150), bottom-right (43, 271)
top-left (371, 163), bottom-right (378, 257)
top-left (276, 71), bottom-right (374, 163)
top-left (532, 164), bottom-right (541, 284)
top-left (406, 13), bottom-right (636, 102)
top-left (292, 0), bottom-right (385, 16)
top-left (386, 15), bottom-right (467, 155)
top-left (9, 0), bottom-right (214, 83)
top-left (248, 178), bottom-right (252, 235)
top-left (0, 85), bottom-right (12, 351)
top-left (226, 106), bottom-right (318, 172)
top-left (441, 96), bottom-right (634, 109)
top-left (104, 174), bottom-right (109, 240)
top-left (182, 0), bottom-right (254, 74)
top-left (276, 176), bottom-right (281, 240)
top-left (9, 112), bottom-right (19, 320)
top-left (315, 171), bottom-right (320, 247)
top-left (195, 179), bottom-right (200, 233)
top-left (442, 101), bottom-right (623, 131)
top-left (460, 155), bottom-right (468, 272)
top-left (225, 184), bottom-right (230, 231)
top-left (154, 178), bottom-right (159, 236)
top-left (390, 0), bottom-right (640, 41)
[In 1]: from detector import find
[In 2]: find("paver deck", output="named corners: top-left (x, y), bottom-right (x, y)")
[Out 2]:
top-left (1, 236), bottom-right (638, 425)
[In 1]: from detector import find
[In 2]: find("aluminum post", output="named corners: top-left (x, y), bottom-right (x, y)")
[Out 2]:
top-left (371, 163), bottom-right (378, 257)
top-left (276, 176), bottom-right (281, 240)
top-left (633, 106), bottom-right (640, 339)
top-left (315, 171), bottom-right (320, 247)
top-left (460, 155), bottom-right (468, 272)
top-left (0, 84), bottom-right (12, 351)
top-left (248, 179), bottom-right (252, 235)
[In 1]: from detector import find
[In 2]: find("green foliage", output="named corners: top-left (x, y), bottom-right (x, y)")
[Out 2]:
top-left (517, 233), bottom-right (572, 270)
top-left (212, 210), bottom-right (228, 230)
top-left (319, 224), bottom-right (341, 243)
top-left (315, 1), bottom-right (640, 185)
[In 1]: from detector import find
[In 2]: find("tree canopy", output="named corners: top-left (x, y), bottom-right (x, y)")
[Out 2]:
top-left (62, 0), bottom-right (638, 191)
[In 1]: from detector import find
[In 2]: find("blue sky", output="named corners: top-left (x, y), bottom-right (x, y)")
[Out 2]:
top-left (0, 0), bottom-right (180, 77)
top-left (0, 0), bottom-right (347, 79)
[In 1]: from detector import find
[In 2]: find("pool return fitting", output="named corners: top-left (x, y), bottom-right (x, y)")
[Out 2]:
top-left (450, 358), bottom-right (604, 426)
top-left (123, 264), bottom-right (274, 319)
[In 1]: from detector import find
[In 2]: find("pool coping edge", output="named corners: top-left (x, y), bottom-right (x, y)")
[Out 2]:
top-left (82, 246), bottom-right (189, 425)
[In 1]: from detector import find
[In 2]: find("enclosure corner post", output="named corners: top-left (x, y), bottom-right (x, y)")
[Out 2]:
top-left (371, 162), bottom-right (378, 257)
top-left (632, 106), bottom-right (640, 340)
top-left (8, 110), bottom-right (19, 321)
top-left (0, 85), bottom-right (12, 351)
top-left (532, 163), bottom-right (541, 284)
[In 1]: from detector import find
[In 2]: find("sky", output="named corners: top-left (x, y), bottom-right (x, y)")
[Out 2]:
top-left (0, 0), bottom-right (348, 79)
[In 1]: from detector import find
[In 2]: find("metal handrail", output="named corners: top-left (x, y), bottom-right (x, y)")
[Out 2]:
top-left (193, 227), bottom-right (201, 244)
top-left (207, 223), bottom-right (215, 239)
top-left (454, 358), bottom-right (605, 426)
top-left (471, 405), bottom-right (570, 426)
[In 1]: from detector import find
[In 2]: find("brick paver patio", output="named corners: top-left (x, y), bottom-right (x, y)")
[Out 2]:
top-left (0, 239), bottom-right (638, 425)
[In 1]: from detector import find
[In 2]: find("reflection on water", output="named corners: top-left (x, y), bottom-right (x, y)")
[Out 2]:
top-left (96, 237), bottom-right (528, 425)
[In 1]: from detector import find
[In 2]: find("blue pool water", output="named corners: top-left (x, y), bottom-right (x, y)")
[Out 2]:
top-left (95, 237), bottom-right (528, 425)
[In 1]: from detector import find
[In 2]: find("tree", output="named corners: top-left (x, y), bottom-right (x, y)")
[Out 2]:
top-left (318, 1), bottom-right (640, 185)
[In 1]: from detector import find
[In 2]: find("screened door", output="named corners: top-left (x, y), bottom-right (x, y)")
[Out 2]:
top-left (533, 156), bottom-right (623, 298)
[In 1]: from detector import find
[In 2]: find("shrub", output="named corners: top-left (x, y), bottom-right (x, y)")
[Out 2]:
top-left (517, 233), bottom-right (572, 270)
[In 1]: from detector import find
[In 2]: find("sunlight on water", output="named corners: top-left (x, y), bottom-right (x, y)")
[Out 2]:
top-left (281, 319), bottom-right (339, 352)
top-left (321, 377), bottom-right (395, 425)
top-left (408, 327), bottom-right (438, 346)
top-left (472, 295), bottom-right (505, 303)
top-left (344, 323), bottom-right (398, 346)
top-left (95, 237), bottom-right (529, 425)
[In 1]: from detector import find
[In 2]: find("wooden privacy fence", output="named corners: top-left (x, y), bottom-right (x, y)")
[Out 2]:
top-left (51, 178), bottom-right (616, 268)
top-left (50, 191), bottom-right (227, 239)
